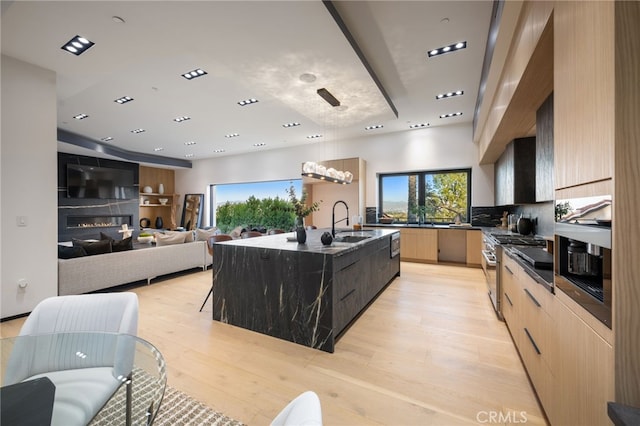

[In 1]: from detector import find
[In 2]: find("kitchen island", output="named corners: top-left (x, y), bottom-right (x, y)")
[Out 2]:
top-left (211, 228), bottom-right (400, 352)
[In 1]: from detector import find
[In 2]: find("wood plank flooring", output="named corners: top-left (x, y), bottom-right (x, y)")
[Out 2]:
top-left (1, 262), bottom-right (547, 425)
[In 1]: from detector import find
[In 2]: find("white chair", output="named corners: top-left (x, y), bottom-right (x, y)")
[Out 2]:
top-left (3, 292), bottom-right (139, 426)
top-left (270, 391), bottom-right (323, 426)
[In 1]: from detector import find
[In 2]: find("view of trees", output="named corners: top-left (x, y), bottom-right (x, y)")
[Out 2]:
top-left (215, 196), bottom-right (296, 233)
top-left (380, 170), bottom-right (469, 223)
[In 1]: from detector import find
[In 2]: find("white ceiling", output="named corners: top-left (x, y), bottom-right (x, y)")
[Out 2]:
top-left (1, 1), bottom-right (493, 165)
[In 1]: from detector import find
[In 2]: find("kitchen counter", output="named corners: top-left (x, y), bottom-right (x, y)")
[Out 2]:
top-left (367, 223), bottom-right (483, 230)
top-left (503, 245), bottom-right (554, 290)
top-left (211, 228), bottom-right (401, 352)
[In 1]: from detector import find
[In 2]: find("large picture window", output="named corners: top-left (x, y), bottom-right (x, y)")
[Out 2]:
top-left (378, 169), bottom-right (471, 224)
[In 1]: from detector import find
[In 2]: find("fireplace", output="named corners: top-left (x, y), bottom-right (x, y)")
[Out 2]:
top-left (66, 215), bottom-right (133, 230)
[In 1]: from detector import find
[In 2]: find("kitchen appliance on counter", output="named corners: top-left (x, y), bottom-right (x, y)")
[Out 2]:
top-left (483, 232), bottom-right (548, 319)
top-left (555, 194), bottom-right (612, 328)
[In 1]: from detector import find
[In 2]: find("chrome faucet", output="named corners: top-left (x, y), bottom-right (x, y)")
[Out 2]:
top-left (332, 200), bottom-right (349, 237)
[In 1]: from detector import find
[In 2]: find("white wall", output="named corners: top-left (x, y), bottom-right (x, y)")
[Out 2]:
top-left (1, 55), bottom-right (58, 318)
top-left (175, 122), bottom-right (494, 226)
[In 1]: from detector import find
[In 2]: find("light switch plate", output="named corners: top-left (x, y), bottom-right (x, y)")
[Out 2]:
top-left (17, 216), bottom-right (27, 227)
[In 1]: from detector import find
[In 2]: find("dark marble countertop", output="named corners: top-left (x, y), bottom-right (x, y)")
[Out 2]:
top-left (213, 227), bottom-right (399, 256)
top-left (365, 223), bottom-right (483, 230)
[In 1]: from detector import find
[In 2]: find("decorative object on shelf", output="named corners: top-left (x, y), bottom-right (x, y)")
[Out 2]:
top-left (143, 186), bottom-right (153, 194)
top-left (321, 231), bottom-right (333, 246)
top-left (155, 216), bottom-right (163, 229)
top-left (158, 198), bottom-right (169, 205)
top-left (158, 183), bottom-right (164, 195)
top-left (301, 161), bottom-right (352, 185)
top-left (139, 218), bottom-right (151, 228)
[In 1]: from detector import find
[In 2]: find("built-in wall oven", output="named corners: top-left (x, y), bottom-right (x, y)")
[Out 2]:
top-left (555, 195), bottom-right (612, 328)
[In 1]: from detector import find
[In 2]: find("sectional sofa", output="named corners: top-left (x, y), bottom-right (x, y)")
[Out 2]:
top-left (58, 232), bottom-right (215, 296)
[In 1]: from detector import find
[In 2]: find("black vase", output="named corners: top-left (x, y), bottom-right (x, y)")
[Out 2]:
top-left (155, 216), bottom-right (164, 229)
top-left (296, 227), bottom-right (307, 244)
top-left (321, 231), bottom-right (333, 246)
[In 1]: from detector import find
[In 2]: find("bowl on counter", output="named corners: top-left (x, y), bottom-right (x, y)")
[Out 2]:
top-left (379, 218), bottom-right (394, 224)
top-left (137, 235), bottom-right (154, 244)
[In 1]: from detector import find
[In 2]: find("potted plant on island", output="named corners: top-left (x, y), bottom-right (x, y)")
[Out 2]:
top-left (286, 185), bottom-right (321, 244)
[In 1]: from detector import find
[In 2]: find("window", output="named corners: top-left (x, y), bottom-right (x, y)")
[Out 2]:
top-left (378, 169), bottom-right (470, 224)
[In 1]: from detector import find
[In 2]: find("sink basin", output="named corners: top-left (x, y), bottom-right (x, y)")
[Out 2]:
top-left (335, 235), bottom-right (371, 243)
top-left (333, 231), bottom-right (375, 243)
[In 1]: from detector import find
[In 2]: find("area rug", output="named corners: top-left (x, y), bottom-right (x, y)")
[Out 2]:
top-left (90, 369), bottom-right (245, 426)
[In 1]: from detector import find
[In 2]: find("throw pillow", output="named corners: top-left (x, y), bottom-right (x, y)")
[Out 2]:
top-left (58, 245), bottom-right (87, 259)
top-left (163, 230), bottom-right (194, 243)
top-left (196, 227), bottom-right (219, 241)
top-left (99, 232), bottom-right (133, 252)
top-left (154, 232), bottom-right (186, 246)
top-left (72, 238), bottom-right (112, 256)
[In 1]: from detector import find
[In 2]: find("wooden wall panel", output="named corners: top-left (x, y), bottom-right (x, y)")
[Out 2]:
top-left (613, 0), bottom-right (640, 407)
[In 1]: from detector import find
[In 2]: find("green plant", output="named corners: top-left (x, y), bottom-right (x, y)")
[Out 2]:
top-left (286, 185), bottom-right (321, 219)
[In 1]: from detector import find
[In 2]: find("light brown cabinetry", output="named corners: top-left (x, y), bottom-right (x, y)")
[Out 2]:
top-left (554, 1), bottom-right (614, 189)
top-left (399, 228), bottom-right (437, 263)
top-left (548, 290), bottom-right (614, 426)
top-left (139, 166), bottom-right (177, 230)
top-left (465, 230), bottom-right (482, 267)
top-left (502, 251), bottom-right (614, 426)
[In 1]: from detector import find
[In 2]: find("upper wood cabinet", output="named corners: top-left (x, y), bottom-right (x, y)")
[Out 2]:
top-left (554, 1), bottom-right (614, 189)
top-left (495, 137), bottom-right (536, 206)
top-left (535, 93), bottom-right (554, 202)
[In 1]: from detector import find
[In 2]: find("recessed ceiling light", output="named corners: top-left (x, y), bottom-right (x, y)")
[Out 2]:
top-left (306, 134), bottom-right (323, 139)
top-left (439, 112), bottom-right (463, 118)
top-left (73, 113), bottom-right (89, 120)
top-left (184, 141), bottom-right (196, 146)
top-left (61, 35), bottom-right (94, 56)
top-left (154, 147), bottom-right (164, 152)
top-left (114, 96), bottom-right (134, 104)
top-left (238, 98), bottom-right (259, 106)
top-left (253, 142), bottom-right (266, 147)
top-left (409, 123), bottom-right (429, 129)
top-left (282, 122), bottom-right (301, 128)
top-left (131, 128), bottom-right (145, 134)
top-left (101, 137), bottom-right (114, 142)
top-left (365, 124), bottom-right (384, 130)
top-left (436, 90), bottom-right (464, 100)
top-left (174, 116), bottom-right (191, 123)
top-left (214, 149), bottom-right (226, 153)
top-left (181, 68), bottom-right (207, 80)
top-left (427, 41), bottom-right (467, 58)
top-left (185, 153), bottom-right (195, 158)
top-left (225, 133), bottom-right (240, 138)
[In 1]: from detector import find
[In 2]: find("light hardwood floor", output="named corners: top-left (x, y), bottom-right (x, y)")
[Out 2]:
top-left (1, 262), bottom-right (547, 425)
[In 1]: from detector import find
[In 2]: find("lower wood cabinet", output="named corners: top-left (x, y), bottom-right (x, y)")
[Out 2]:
top-left (466, 230), bottom-right (482, 266)
top-left (399, 228), bottom-right (437, 263)
top-left (502, 252), bottom-right (613, 426)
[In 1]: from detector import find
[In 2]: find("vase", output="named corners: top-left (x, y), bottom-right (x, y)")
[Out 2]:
top-left (158, 183), bottom-right (164, 194)
top-left (155, 216), bottom-right (164, 229)
top-left (295, 216), bottom-right (306, 244)
top-left (296, 227), bottom-right (307, 244)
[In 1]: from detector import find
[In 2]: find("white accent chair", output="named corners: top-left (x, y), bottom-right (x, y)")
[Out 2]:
top-left (3, 292), bottom-right (139, 426)
top-left (270, 391), bottom-right (323, 426)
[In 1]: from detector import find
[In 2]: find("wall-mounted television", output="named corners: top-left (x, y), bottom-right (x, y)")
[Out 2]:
top-left (67, 164), bottom-right (137, 199)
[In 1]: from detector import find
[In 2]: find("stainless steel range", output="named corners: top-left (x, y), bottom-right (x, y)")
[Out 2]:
top-left (482, 232), bottom-right (547, 319)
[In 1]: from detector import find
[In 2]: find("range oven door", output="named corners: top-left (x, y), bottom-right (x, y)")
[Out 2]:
top-left (481, 248), bottom-right (499, 316)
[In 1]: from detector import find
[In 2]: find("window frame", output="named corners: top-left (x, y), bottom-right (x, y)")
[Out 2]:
top-left (378, 168), bottom-right (471, 224)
